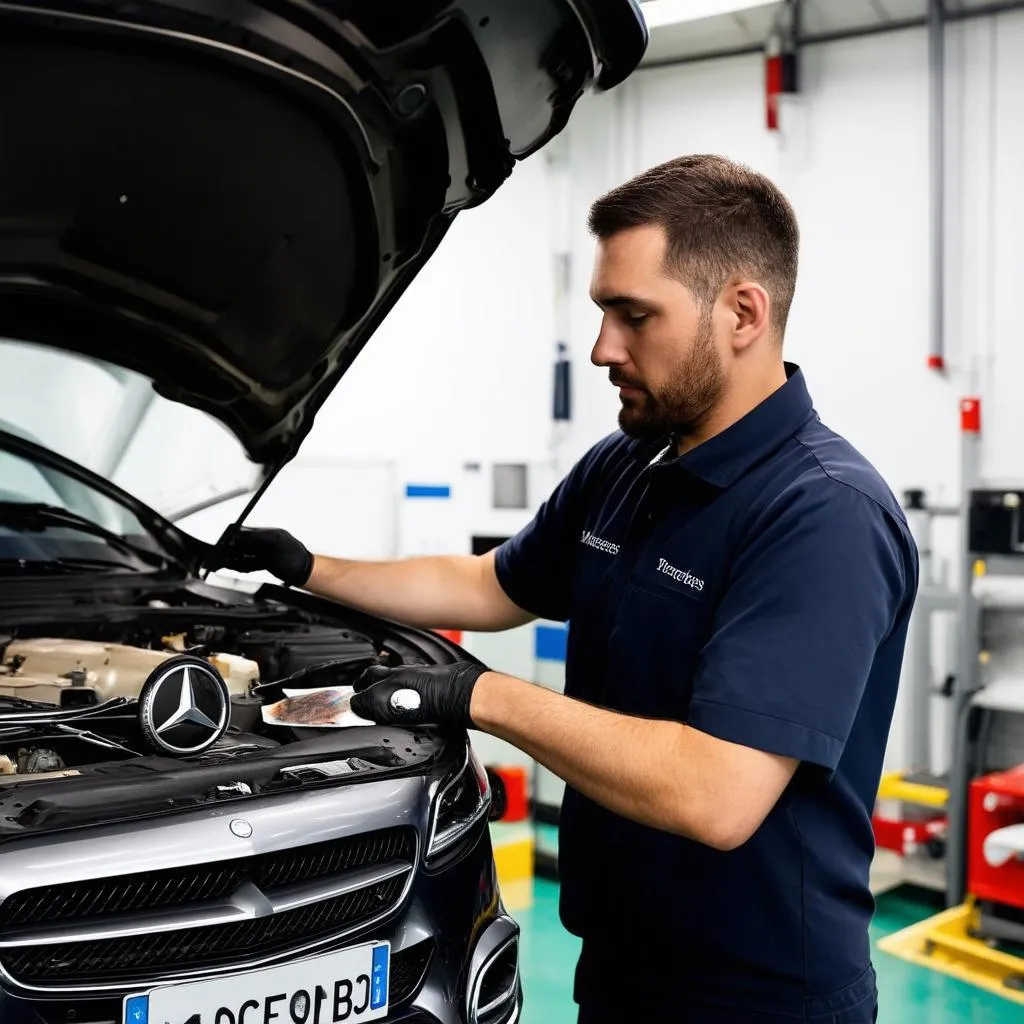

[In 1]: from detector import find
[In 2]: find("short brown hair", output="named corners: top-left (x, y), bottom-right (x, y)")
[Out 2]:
top-left (587, 154), bottom-right (799, 335)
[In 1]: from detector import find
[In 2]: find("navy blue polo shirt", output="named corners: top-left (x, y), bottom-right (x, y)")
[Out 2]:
top-left (494, 364), bottom-right (919, 1016)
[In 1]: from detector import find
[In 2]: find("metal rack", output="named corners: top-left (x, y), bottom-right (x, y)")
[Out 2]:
top-left (891, 398), bottom-right (1024, 914)
top-left (946, 561), bottom-right (1024, 909)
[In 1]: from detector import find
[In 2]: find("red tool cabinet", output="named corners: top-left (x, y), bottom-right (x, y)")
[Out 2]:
top-left (968, 763), bottom-right (1024, 911)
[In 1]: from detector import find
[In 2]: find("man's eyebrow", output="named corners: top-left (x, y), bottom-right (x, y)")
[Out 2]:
top-left (590, 293), bottom-right (655, 310)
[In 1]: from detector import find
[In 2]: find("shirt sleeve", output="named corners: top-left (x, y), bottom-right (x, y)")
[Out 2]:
top-left (687, 481), bottom-right (915, 774)
top-left (493, 437), bottom-right (614, 623)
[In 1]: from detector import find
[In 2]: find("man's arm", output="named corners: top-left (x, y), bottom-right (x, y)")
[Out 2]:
top-left (305, 550), bottom-right (534, 633)
top-left (206, 526), bottom-right (534, 633)
top-left (471, 482), bottom-right (910, 849)
top-left (208, 439), bottom-right (604, 631)
top-left (351, 479), bottom-right (915, 851)
top-left (471, 672), bottom-right (797, 851)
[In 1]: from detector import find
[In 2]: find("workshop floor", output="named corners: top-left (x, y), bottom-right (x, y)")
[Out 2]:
top-left (515, 830), bottom-right (1021, 1023)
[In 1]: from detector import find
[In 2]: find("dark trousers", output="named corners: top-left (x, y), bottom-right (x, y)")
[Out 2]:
top-left (576, 967), bottom-right (879, 1024)
top-left (578, 1004), bottom-right (878, 1024)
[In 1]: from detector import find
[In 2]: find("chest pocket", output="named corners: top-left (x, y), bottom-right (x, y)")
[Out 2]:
top-left (602, 555), bottom-right (718, 721)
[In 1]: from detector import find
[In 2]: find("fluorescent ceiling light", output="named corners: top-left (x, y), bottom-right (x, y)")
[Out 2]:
top-left (639, 0), bottom-right (778, 30)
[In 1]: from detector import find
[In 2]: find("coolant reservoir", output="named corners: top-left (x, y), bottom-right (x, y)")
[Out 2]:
top-left (208, 652), bottom-right (260, 693)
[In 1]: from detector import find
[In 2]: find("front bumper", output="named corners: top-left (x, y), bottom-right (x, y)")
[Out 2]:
top-left (0, 773), bottom-right (521, 1024)
top-left (0, 913), bottom-right (522, 1024)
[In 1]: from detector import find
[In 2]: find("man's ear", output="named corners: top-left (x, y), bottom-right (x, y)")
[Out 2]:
top-left (727, 279), bottom-right (771, 352)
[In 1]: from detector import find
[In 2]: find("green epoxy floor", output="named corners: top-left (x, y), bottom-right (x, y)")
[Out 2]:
top-left (512, 829), bottom-right (1022, 1023)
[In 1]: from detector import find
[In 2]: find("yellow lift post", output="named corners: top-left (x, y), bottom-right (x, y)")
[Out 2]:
top-left (878, 897), bottom-right (1024, 1006)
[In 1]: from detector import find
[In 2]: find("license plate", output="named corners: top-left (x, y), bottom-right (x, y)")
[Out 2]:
top-left (122, 943), bottom-right (390, 1024)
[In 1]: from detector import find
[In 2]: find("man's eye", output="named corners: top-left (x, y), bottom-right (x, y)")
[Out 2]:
top-left (626, 312), bottom-right (649, 325)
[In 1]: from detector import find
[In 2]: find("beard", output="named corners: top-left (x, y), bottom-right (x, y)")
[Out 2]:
top-left (612, 313), bottom-right (725, 441)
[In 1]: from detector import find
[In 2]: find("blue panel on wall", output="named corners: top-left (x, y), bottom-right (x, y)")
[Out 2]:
top-left (405, 484), bottom-right (452, 499)
top-left (535, 623), bottom-right (568, 663)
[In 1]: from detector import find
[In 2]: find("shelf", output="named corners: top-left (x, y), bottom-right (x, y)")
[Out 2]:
top-left (970, 681), bottom-right (1024, 713)
top-left (878, 771), bottom-right (949, 808)
top-left (971, 554), bottom-right (1024, 578)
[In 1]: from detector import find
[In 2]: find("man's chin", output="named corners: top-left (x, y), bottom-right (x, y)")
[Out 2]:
top-left (618, 409), bottom-right (668, 440)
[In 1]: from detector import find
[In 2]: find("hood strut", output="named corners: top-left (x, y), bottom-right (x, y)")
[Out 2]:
top-left (199, 462), bottom-right (282, 581)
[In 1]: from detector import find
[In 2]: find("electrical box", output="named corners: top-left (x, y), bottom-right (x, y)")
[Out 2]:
top-left (492, 464), bottom-right (528, 510)
top-left (968, 489), bottom-right (1024, 556)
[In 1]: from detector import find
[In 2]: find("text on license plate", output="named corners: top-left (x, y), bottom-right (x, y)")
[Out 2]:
top-left (122, 943), bottom-right (389, 1024)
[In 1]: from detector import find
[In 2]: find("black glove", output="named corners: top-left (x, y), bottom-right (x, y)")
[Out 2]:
top-left (349, 662), bottom-right (487, 728)
top-left (206, 527), bottom-right (313, 587)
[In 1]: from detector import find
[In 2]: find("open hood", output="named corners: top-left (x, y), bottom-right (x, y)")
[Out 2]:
top-left (0, 0), bottom-right (647, 472)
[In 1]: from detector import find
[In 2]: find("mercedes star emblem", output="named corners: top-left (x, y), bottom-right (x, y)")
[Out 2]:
top-left (138, 655), bottom-right (230, 757)
top-left (389, 688), bottom-right (422, 715)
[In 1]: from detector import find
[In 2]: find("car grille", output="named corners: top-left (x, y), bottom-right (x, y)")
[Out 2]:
top-left (389, 938), bottom-right (434, 1004)
top-left (27, 939), bottom-right (435, 1024)
top-left (0, 826), bottom-right (417, 988)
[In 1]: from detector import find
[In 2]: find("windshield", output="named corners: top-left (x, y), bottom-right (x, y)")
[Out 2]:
top-left (0, 338), bottom-right (260, 522)
top-left (0, 449), bottom-right (165, 570)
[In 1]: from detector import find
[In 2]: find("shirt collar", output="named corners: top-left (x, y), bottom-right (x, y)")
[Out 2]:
top-left (630, 362), bottom-right (816, 489)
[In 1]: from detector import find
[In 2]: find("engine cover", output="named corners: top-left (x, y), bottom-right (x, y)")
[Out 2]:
top-left (0, 638), bottom-right (257, 706)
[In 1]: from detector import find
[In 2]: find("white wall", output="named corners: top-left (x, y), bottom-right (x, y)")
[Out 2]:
top-left (947, 11), bottom-right (1024, 485)
top-left (560, 31), bottom-right (958, 503)
top-left (553, 11), bottom-right (1024, 774)
top-left (296, 154), bottom-right (558, 467)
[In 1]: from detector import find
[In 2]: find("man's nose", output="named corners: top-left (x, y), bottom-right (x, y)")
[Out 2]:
top-left (590, 319), bottom-right (627, 368)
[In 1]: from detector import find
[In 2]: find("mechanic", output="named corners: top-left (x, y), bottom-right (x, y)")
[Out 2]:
top-left (211, 154), bottom-right (920, 1023)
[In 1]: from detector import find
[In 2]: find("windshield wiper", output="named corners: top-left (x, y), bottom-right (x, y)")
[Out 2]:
top-left (0, 502), bottom-right (167, 568)
top-left (0, 556), bottom-right (142, 575)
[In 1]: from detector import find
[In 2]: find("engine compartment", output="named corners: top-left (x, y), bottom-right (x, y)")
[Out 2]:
top-left (0, 636), bottom-right (260, 706)
top-left (0, 575), bottom-right (453, 799)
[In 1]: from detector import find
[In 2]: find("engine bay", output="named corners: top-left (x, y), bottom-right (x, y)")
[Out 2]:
top-left (0, 635), bottom-right (260, 706)
top-left (0, 577), bottom-right (448, 796)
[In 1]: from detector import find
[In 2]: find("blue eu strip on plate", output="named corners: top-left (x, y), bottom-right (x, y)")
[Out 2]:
top-left (124, 995), bottom-right (149, 1024)
top-left (371, 945), bottom-right (389, 1010)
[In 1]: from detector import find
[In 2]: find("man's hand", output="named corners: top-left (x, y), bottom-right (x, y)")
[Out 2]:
top-left (350, 662), bottom-right (488, 728)
top-left (206, 527), bottom-right (313, 587)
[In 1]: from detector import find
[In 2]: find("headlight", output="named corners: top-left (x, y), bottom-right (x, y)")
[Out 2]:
top-left (427, 744), bottom-right (492, 861)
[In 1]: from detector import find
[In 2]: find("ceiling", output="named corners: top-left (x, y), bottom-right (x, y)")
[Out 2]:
top-left (640, 0), bottom-right (1022, 67)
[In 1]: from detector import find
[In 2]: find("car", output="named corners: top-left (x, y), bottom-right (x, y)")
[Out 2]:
top-left (0, 2), bottom-right (647, 1023)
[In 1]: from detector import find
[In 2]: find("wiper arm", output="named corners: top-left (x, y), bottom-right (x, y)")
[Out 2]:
top-left (0, 557), bottom-right (142, 574)
top-left (0, 502), bottom-right (166, 567)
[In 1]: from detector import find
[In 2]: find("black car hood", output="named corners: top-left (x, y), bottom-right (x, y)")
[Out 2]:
top-left (0, 0), bottom-right (646, 469)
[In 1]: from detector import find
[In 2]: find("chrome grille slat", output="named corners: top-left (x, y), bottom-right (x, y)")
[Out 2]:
top-left (0, 864), bottom-right (243, 927)
top-left (3, 876), bottom-right (406, 984)
top-left (0, 826), bottom-right (417, 988)
top-left (1, 860), bottom-right (413, 947)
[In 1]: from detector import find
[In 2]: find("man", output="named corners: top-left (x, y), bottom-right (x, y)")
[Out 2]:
top-left (212, 155), bottom-right (919, 1022)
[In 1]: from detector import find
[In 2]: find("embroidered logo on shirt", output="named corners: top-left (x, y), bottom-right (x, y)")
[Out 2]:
top-left (657, 557), bottom-right (705, 591)
top-left (580, 530), bottom-right (620, 556)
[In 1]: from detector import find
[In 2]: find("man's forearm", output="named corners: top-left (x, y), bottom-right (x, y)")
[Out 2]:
top-left (470, 672), bottom-right (722, 844)
top-left (305, 552), bottom-right (533, 633)
top-left (470, 672), bottom-right (796, 851)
